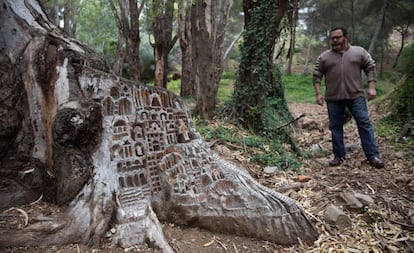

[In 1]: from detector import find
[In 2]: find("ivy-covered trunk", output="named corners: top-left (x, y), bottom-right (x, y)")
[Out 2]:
top-left (233, 0), bottom-right (293, 137)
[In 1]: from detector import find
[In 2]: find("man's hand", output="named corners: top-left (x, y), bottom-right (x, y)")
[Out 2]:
top-left (316, 93), bottom-right (324, 106)
top-left (367, 81), bottom-right (377, 100)
top-left (314, 82), bottom-right (324, 105)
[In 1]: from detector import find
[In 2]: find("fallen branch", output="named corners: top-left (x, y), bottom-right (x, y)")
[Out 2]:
top-left (275, 114), bottom-right (306, 130)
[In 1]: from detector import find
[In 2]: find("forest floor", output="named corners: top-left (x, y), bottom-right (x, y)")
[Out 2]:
top-left (2, 101), bottom-right (413, 253)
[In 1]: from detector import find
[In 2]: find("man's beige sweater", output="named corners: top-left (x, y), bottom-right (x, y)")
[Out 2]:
top-left (313, 45), bottom-right (377, 102)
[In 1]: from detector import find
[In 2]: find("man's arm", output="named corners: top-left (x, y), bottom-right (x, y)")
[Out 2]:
top-left (313, 55), bottom-right (324, 105)
top-left (362, 49), bottom-right (377, 100)
top-left (367, 80), bottom-right (377, 100)
top-left (313, 81), bottom-right (324, 105)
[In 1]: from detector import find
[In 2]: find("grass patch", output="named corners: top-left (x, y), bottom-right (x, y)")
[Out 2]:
top-left (282, 74), bottom-right (321, 103)
top-left (166, 71), bottom-right (234, 103)
top-left (217, 72), bottom-right (234, 102)
top-left (167, 79), bottom-right (181, 95)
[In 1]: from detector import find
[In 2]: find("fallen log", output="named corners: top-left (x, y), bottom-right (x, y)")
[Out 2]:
top-left (0, 0), bottom-right (318, 250)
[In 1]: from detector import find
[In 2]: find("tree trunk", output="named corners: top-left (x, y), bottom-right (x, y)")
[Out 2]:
top-left (0, 0), bottom-right (317, 250)
top-left (152, 0), bottom-right (178, 88)
top-left (368, 0), bottom-right (387, 55)
top-left (302, 39), bottom-right (312, 75)
top-left (112, 31), bottom-right (126, 76)
top-left (286, 0), bottom-right (298, 75)
top-left (178, 0), bottom-right (194, 97)
top-left (192, 0), bottom-right (233, 120)
top-left (63, 0), bottom-right (71, 35)
top-left (223, 29), bottom-right (243, 64)
top-left (51, 0), bottom-right (60, 26)
top-left (392, 24), bottom-right (409, 69)
top-left (233, 0), bottom-right (293, 134)
top-left (109, 0), bottom-right (143, 82)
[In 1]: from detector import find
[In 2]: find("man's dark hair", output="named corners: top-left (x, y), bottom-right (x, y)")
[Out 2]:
top-left (330, 27), bottom-right (348, 36)
top-left (329, 26), bottom-right (348, 36)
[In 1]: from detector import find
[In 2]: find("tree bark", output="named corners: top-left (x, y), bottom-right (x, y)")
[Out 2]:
top-left (233, 0), bottom-right (293, 133)
top-left (223, 29), bottom-right (243, 64)
top-left (151, 0), bottom-right (178, 88)
top-left (302, 40), bottom-right (312, 75)
top-left (109, 0), bottom-right (144, 82)
top-left (192, 0), bottom-right (233, 120)
top-left (178, 0), bottom-right (194, 97)
top-left (392, 24), bottom-right (409, 68)
top-left (0, 0), bottom-right (317, 250)
top-left (286, 0), bottom-right (298, 75)
top-left (368, 0), bottom-right (387, 55)
top-left (112, 31), bottom-right (126, 76)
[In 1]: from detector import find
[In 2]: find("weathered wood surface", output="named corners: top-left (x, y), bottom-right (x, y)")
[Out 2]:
top-left (0, 0), bottom-right (317, 250)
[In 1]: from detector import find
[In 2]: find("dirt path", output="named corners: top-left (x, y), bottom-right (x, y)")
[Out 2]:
top-left (2, 102), bottom-right (413, 253)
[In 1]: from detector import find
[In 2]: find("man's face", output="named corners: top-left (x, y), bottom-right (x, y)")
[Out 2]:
top-left (329, 29), bottom-right (347, 52)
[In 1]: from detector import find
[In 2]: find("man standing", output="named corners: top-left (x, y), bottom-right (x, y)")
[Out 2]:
top-left (313, 27), bottom-right (384, 168)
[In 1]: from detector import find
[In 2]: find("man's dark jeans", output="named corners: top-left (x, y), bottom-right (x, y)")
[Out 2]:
top-left (327, 96), bottom-right (379, 160)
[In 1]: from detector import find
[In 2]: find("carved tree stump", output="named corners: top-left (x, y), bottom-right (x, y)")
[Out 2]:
top-left (0, 0), bottom-right (317, 251)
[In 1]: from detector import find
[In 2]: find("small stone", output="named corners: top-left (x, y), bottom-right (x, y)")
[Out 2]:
top-left (263, 166), bottom-right (278, 174)
top-left (296, 175), bottom-right (311, 182)
top-left (336, 192), bottom-right (363, 211)
top-left (353, 192), bottom-right (374, 206)
top-left (325, 204), bottom-right (352, 228)
top-left (345, 144), bottom-right (358, 152)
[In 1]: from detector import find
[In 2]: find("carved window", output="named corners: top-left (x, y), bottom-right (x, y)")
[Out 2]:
top-left (110, 87), bottom-right (119, 99)
top-left (119, 177), bottom-right (126, 187)
top-left (118, 98), bottom-right (131, 115)
top-left (103, 97), bottom-right (114, 115)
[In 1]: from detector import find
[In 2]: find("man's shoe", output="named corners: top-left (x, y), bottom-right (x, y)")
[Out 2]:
top-left (369, 157), bottom-right (385, 168)
top-left (329, 157), bottom-right (345, 166)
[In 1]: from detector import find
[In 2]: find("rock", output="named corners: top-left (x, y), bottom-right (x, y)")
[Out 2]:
top-left (215, 144), bottom-right (234, 158)
top-left (345, 144), bottom-right (358, 152)
top-left (353, 192), bottom-right (374, 206)
top-left (325, 204), bottom-right (352, 228)
top-left (263, 166), bottom-right (278, 174)
top-left (336, 192), bottom-right (364, 211)
top-left (296, 175), bottom-right (311, 182)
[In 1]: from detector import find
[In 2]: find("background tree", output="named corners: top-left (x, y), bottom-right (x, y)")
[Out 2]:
top-left (191, 0), bottom-right (233, 120)
top-left (109, 0), bottom-right (146, 82)
top-left (286, 0), bottom-right (299, 75)
top-left (222, 0), bottom-right (244, 71)
top-left (387, 0), bottom-right (414, 68)
top-left (40, 0), bottom-right (60, 26)
top-left (75, 1), bottom-right (120, 71)
top-left (147, 0), bottom-right (178, 88)
top-left (367, 0), bottom-right (388, 55)
top-left (177, 0), bottom-right (194, 97)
